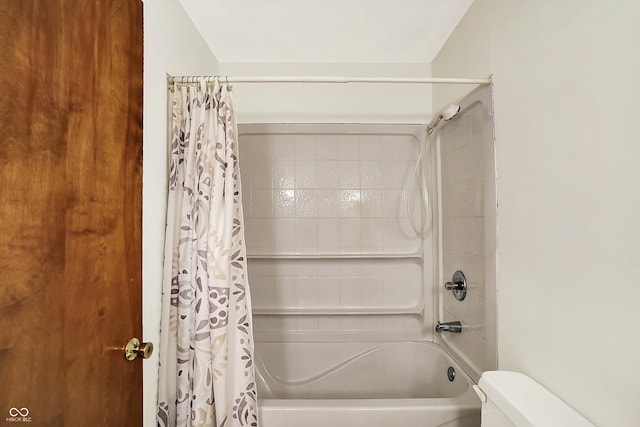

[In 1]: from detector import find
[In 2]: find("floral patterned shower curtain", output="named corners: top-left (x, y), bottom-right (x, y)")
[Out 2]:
top-left (157, 81), bottom-right (258, 427)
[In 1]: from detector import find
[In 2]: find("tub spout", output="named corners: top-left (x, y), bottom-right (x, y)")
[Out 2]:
top-left (435, 321), bottom-right (462, 333)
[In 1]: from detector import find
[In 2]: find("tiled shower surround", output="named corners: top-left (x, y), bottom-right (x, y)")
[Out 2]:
top-left (438, 85), bottom-right (497, 376)
top-left (238, 124), bottom-right (431, 339)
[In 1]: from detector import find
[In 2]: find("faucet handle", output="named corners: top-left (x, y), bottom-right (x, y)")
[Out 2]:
top-left (444, 281), bottom-right (463, 291)
top-left (444, 270), bottom-right (467, 301)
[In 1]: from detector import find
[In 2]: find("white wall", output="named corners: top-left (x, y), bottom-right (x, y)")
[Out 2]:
top-left (143, 1), bottom-right (219, 426)
top-left (433, 1), bottom-right (640, 425)
top-left (218, 62), bottom-right (432, 123)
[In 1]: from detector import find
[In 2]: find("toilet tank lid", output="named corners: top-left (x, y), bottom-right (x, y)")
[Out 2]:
top-left (478, 371), bottom-right (595, 427)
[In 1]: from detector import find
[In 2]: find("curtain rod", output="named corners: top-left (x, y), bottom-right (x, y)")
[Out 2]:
top-left (167, 75), bottom-right (492, 85)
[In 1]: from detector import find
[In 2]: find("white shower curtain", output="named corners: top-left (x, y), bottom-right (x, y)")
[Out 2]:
top-left (157, 81), bottom-right (258, 427)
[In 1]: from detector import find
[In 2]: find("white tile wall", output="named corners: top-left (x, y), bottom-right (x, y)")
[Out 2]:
top-left (439, 89), bottom-right (496, 375)
top-left (239, 125), bottom-right (428, 338)
top-left (252, 314), bottom-right (423, 339)
top-left (241, 129), bottom-right (424, 256)
top-left (247, 258), bottom-right (422, 312)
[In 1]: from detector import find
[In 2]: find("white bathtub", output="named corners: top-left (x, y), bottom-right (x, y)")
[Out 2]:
top-left (256, 341), bottom-right (481, 427)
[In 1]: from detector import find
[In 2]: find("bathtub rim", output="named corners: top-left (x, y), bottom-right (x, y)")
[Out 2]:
top-left (258, 391), bottom-right (482, 427)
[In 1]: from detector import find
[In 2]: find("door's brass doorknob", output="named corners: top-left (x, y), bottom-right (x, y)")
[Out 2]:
top-left (124, 337), bottom-right (154, 361)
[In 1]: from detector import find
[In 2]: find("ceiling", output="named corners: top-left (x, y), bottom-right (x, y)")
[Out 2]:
top-left (179, 0), bottom-right (474, 63)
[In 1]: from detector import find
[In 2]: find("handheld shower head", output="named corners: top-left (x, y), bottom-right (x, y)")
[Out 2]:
top-left (441, 104), bottom-right (461, 121)
top-left (426, 104), bottom-right (461, 134)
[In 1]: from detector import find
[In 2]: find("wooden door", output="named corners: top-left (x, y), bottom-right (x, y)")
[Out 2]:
top-left (0, 1), bottom-right (143, 426)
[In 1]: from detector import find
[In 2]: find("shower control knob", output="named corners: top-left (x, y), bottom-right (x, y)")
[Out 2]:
top-left (444, 270), bottom-right (467, 301)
